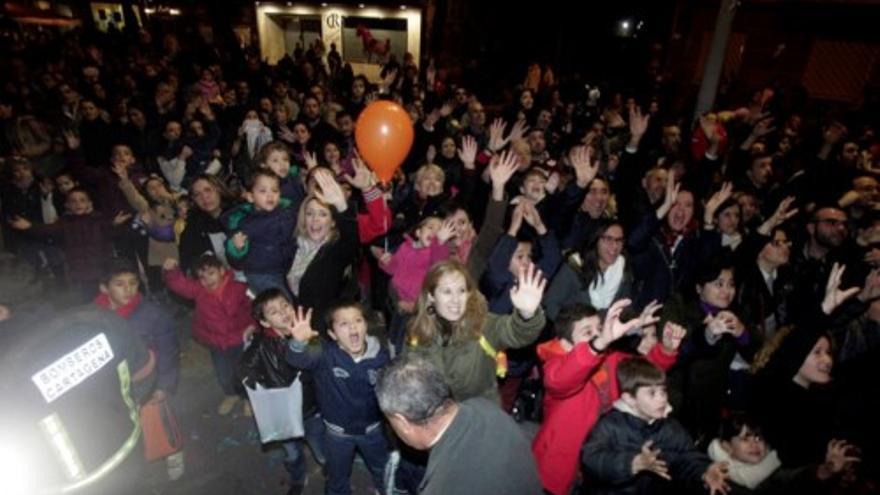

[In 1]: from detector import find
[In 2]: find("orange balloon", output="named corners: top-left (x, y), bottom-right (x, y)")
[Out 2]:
top-left (355, 101), bottom-right (414, 184)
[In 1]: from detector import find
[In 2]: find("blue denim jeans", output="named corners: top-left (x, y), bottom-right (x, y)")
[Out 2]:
top-left (208, 345), bottom-right (244, 396)
top-left (280, 413), bottom-right (327, 484)
top-left (244, 272), bottom-right (291, 299)
top-left (323, 423), bottom-right (388, 495)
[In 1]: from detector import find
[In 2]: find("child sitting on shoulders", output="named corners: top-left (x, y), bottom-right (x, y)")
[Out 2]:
top-left (223, 169), bottom-right (297, 296)
top-left (258, 141), bottom-right (305, 212)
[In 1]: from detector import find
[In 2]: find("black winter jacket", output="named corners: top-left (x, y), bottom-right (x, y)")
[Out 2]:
top-left (581, 407), bottom-right (710, 495)
top-left (238, 331), bottom-right (318, 417)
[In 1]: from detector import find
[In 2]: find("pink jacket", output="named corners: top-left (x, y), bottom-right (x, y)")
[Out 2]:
top-left (531, 339), bottom-right (677, 495)
top-left (380, 237), bottom-right (450, 303)
top-left (163, 268), bottom-right (254, 350)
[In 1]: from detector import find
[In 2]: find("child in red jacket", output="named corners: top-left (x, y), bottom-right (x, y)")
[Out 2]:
top-left (531, 299), bottom-right (684, 495)
top-left (163, 254), bottom-right (255, 415)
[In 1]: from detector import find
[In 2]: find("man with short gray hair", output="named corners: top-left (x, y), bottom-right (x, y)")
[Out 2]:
top-left (376, 354), bottom-right (541, 495)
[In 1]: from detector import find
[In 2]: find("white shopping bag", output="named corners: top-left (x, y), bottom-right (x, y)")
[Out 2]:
top-left (243, 378), bottom-right (304, 443)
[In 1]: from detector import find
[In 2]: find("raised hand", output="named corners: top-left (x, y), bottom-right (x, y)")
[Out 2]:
top-left (822, 263), bottom-right (861, 315)
top-left (638, 300), bottom-right (664, 329)
top-left (857, 268), bottom-right (880, 303)
top-left (232, 231), bottom-right (248, 250)
top-left (509, 119), bottom-right (530, 143)
top-left (509, 262), bottom-right (547, 320)
top-left (488, 118), bottom-right (508, 152)
top-left (661, 322), bottom-right (686, 353)
top-left (822, 439), bottom-right (861, 476)
top-left (758, 196), bottom-right (798, 235)
top-left (289, 306), bottom-right (318, 342)
top-left (704, 313), bottom-right (729, 338)
top-left (111, 160), bottom-right (129, 180)
top-left (521, 200), bottom-right (547, 235)
top-left (594, 299), bottom-right (648, 351)
top-left (436, 218), bottom-right (457, 244)
top-left (345, 156), bottom-right (374, 190)
top-left (457, 135), bottom-right (478, 170)
top-left (112, 211), bottom-right (133, 226)
top-left (751, 117), bottom-right (776, 138)
top-left (382, 67), bottom-right (398, 90)
top-left (656, 173), bottom-right (681, 220)
top-left (719, 311), bottom-right (744, 337)
top-left (702, 462), bottom-right (730, 495)
top-left (489, 150), bottom-right (520, 200)
top-left (703, 182), bottom-right (734, 226)
top-left (629, 107), bottom-right (650, 146)
top-left (279, 126), bottom-right (296, 143)
top-left (631, 440), bottom-right (671, 480)
top-left (703, 310), bottom-right (743, 340)
top-left (507, 201), bottom-right (527, 237)
top-left (314, 169), bottom-right (348, 212)
top-left (304, 151), bottom-right (319, 170)
top-left (570, 145), bottom-right (599, 188)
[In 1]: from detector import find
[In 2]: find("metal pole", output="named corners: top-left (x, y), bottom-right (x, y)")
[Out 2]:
top-left (693, 0), bottom-right (738, 122)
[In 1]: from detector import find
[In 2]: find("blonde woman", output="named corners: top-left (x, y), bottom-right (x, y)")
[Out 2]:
top-left (286, 169), bottom-right (359, 331)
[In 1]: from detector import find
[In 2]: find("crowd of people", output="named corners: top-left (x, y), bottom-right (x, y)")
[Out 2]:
top-left (1, 22), bottom-right (879, 495)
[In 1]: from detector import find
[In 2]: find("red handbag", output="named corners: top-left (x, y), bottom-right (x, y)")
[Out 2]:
top-left (140, 398), bottom-right (183, 461)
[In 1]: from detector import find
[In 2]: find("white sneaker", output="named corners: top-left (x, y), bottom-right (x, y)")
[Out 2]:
top-left (166, 451), bottom-right (185, 481)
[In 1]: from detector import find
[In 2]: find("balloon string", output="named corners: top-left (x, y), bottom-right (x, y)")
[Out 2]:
top-left (383, 197), bottom-right (389, 253)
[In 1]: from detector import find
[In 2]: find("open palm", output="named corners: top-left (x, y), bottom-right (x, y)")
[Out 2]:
top-left (510, 262), bottom-right (546, 319)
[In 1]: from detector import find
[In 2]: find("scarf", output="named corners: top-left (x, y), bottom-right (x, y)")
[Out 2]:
top-left (589, 255), bottom-right (625, 310)
top-left (94, 292), bottom-right (142, 320)
top-left (243, 120), bottom-right (272, 159)
top-left (700, 300), bottom-right (722, 317)
top-left (287, 236), bottom-right (324, 296)
top-left (707, 439), bottom-right (781, 489)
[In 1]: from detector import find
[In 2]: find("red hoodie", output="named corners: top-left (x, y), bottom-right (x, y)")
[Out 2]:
top-left (531, 339), bottom-right (677, 495)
